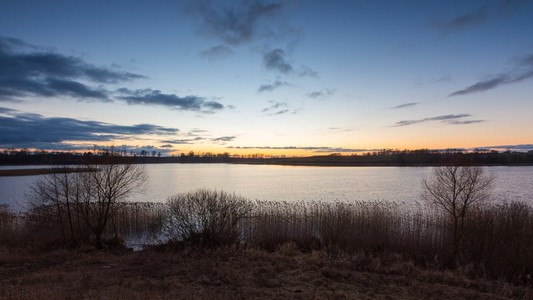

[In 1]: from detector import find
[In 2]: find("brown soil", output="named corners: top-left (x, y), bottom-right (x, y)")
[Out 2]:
top-left (1, 244), bottom-right (531, 300)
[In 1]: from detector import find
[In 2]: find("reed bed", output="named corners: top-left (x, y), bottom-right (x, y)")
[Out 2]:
top-left (107, 202), bottom-right (166, 240)
top-left (159, 190), bottom-right (533, 284)
top-left (1, 190), bottom-right (532, 284)
top-left (242, 201), bottom-right (451, 259)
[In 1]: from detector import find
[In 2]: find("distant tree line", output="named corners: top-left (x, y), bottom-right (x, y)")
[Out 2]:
top-left (1, 148), bottom-right (533, 166)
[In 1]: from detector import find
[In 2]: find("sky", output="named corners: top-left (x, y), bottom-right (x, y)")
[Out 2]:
top-left (1, 0), bottom-right (532, 156)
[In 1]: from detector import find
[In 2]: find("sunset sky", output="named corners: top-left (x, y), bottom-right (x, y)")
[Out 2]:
top-left (1, 0), bottom-right (532, 156)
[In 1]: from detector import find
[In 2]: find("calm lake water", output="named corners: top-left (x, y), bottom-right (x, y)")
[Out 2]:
top-left (1, 164), bottom-right (532, 211)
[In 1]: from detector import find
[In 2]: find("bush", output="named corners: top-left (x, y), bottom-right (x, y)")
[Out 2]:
top-left (163, 189), bottom-right (253, 247)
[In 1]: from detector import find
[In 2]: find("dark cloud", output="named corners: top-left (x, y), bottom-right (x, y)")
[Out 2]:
top-left (450, 53), bottom-right (533, 96)
top-left (46, 78), bottom-right (109, 100)
top-left (191, 2), bottom-right (317, 78)
top-left (199, 45), bottom-right (233, 61)
top-left (0, 37), bottom-right (227, 113)
top-left (263, 49), bottom-right (318, 77)
top-left (192, 0), bottom-right (285, 46)
top-left (160, 137), bottom-right (204, 145)
top-left (227, 146), bottom-right (370, 153)
top-left (393, 114), bottom-right (484, 127)
top-left (0, 107), bottom-right (179, 149)
top-left (0, 36), bottom-right (144, 101)
top-left (212, 136), bottom-right (236, 142)
top-left (117, 88), bottom-right (225, 112)
top-left (263, 49), bottom-right (293, 74)
top-left (389, 102), bottom-right (418, 109)
top-left (258, 80), bottom-right (289, 92)
top-left (306, 89), bottom-right (335, 100)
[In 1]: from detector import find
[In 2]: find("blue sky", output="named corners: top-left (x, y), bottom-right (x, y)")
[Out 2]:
top-left (1, 0), bottom-right (532, 155)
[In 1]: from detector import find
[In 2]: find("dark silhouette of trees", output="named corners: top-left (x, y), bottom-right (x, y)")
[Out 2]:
top-left (422, 165), bottom-right (494, 262)
top-left (78, 159), bottom-right (146, 248)
top-left (31, 158), bottom-right (146, 248)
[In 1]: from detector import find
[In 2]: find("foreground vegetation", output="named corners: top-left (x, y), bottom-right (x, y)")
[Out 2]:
top-left (2, 190), bottom-right (532, 291)
top-left (2, 246), bottom-right (531, 299)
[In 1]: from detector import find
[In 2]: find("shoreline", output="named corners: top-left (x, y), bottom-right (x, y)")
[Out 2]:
top-left (0, 167), bottom-right (94, 177)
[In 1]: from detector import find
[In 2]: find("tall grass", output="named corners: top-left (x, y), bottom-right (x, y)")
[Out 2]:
top-left (0, 204), bottom-right (21, 246)
top-left (2, 190), bottom-right (532, 285)
top-left (0, 202), bottom-right (165, 249)
top-left (160, 190), bottom-right (533, 284)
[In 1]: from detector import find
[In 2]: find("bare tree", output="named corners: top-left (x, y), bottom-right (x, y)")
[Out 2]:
top-left (78, 159), bottom-right (146, 248)
top-left (31, 166), bottom-right (85, 247)
top-left (32, 159), bottom-right (146, 248)
top-left (422, 165), bottom-right (494, 259)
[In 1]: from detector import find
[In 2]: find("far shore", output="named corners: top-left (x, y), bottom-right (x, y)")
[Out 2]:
top-left (0, 167), bottom-right (94, 177)
top-left (1, 150), bottom-right (533, 168)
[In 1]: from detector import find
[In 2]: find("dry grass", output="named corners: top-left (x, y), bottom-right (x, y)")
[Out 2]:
top-left (1, 247), bottom-right (531, 299)
top-left (2, 190), bottom-right (533, 287)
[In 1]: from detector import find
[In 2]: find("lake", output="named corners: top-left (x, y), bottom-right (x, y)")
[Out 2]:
top-left (1, 164), bottom-right (532, 211)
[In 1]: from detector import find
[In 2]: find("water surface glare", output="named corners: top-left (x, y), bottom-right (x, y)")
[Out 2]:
top-left (1, 164), bottom-right (531, 211)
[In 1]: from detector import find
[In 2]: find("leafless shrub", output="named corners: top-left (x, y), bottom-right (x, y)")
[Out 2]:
top-left (29, 159), bottom-right (146, 248)
top-left (163, 189), bottom-right (253, 247)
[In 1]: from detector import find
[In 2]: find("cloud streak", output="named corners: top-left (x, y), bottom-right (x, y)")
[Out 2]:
top-left (260, 101), bottom-right (298, 116)
top-left (389, 102), bottom-right (418, 109)
top-left (117, 89), bottom-right (224, 112)
top-left (160, 137), bottom-right (204, 145)
top-left (449, 53), bottom-right (533, 96)
top-left (0, 107), bottom-right (179, 149)
top-left (393, 114), bottom-right (485, 127)
top-left (227, 146), bottom-right (370, 153)
top-left (258, 80), bottom-right (289, 92)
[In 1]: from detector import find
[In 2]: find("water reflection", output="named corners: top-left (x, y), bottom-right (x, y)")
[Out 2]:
top-left (1, 164), bottom-right (531, 211)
